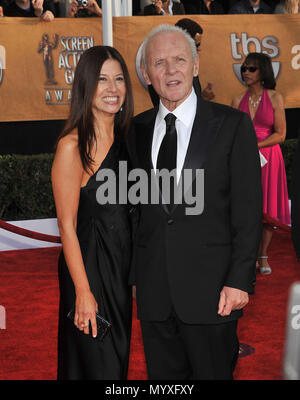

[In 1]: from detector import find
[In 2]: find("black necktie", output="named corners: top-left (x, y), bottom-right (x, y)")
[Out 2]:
top-left (157, 113), bottom-right (177, 172)
top-left (157, 113), bottom-right (177, 209)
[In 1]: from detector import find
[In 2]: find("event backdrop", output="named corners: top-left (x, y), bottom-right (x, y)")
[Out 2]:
top-left (0, 14), bottom-right (299, 122)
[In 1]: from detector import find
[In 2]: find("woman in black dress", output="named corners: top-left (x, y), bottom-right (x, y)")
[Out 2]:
top-left (51, 46), bottom-right (134, 379)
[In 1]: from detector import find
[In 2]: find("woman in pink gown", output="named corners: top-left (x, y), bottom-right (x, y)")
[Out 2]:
top-left (232, 52), bottom-right (290, 275)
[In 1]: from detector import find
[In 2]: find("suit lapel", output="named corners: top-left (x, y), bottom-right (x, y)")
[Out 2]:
top-left (173, 97), bottom-right (225, 213)
top-left (182, 97), bottom-right (225, 173)
top-left (135, 108), bottom-right (157, 173)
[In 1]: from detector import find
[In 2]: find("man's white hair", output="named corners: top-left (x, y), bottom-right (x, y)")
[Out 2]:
top-left (141, 24), bottom-right (197, 72)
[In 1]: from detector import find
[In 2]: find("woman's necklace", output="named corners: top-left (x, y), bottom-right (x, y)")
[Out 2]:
top-left (249, 93), bottom-right (262, 108)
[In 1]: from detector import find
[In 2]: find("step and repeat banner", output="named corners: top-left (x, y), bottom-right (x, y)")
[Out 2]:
top-left (0, 17), bottom-right (102, 121)
top-left (0, 14), bottom-right (299, 122)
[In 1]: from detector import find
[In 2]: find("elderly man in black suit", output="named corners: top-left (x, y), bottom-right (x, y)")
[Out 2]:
top-left (127, 24), bottom-right (262, 380)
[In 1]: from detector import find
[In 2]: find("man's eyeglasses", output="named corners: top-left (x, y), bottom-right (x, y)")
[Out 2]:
top-left (241, 66), bottom-right (259, 73)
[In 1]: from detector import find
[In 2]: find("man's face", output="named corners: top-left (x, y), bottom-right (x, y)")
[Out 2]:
top-left (250, 0), bottom-right (260, 7)
top-left (142, 31), bottom-right (199, 111)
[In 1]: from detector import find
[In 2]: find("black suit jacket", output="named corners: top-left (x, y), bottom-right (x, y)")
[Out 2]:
top-left (144, 2), bottom-right (185, 15)
top-left (127, 96), bottom-right (262, 324)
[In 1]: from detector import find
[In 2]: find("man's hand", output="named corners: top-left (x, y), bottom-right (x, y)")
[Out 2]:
top-left (154, 0), bottom-right (163, 14)
top-left (202, 82), bottom-right (215, 101)
top-left (68, 0), bottom-right (79, 17)
top-left (40, 10), bottom-right (55, 21)
top-left (218, 286), bottom-right (249, 317)
top-left (86, 0), bottom-right (102, 16)
top-left (32, 0), bottom-right (44, 17)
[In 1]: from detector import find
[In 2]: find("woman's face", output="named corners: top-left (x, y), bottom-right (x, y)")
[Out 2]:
top-left (92, 58), bottom-right (126, 117)
top-left (241, 61), bottom-right (261, 87)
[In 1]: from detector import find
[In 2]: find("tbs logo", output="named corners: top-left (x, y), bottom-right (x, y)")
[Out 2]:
top-left (230, 33), bottom-right (280, 85)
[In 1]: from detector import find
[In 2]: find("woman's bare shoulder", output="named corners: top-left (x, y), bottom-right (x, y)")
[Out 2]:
top-left (57, 130), bottom-right (79, 153)
top-left (231, 91), bottom-right (246, 108)
top-left (267, 90), bottom-right (284, 108)
top-left (53, 129), bottom-right (82, 172)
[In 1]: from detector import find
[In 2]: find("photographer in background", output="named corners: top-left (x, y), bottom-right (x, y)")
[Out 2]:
top-left (67, 0), bottom-right (102, 17)
top-left (4, 0), bottom-right (55, 20)
top-left (144, 0), bottom-right (185, 15)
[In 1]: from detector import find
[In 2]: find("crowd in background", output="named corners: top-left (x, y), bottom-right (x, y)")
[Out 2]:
top-left (0, 0), bottom-right (299, 20)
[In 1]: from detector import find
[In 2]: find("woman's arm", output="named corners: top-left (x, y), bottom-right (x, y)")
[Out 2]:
top-left (257, 91), bottom-right (286, 148)
top-left (51, 133), bottom-right (98, 338)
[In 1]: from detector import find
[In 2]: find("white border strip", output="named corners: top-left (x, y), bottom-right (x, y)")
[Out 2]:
top-left (0, 218), bottom-right (61, 251)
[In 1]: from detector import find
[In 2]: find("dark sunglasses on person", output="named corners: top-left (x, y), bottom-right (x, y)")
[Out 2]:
top-left (241, 65), bottom-right (259, 73)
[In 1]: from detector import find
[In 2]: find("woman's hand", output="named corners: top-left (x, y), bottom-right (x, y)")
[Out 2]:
top-left (74, 289), bottom-right (99, 338)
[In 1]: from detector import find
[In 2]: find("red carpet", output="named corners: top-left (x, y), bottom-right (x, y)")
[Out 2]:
top-left (0, 229), bottom-right (299, 380)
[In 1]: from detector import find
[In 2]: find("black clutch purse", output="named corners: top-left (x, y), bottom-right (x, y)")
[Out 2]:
top-left (67, 308), bottom-right (112, 342)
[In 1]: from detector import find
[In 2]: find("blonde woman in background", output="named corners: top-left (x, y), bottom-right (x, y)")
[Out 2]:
top-left (274, 0), bottom-right (299, 13)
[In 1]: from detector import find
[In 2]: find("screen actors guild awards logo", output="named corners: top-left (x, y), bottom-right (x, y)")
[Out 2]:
top-left (39, 34), bottom-right (94, 105)
top-left (38, 33), bottom-right (59, 85)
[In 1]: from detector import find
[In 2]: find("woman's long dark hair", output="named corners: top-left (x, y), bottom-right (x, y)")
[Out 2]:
top-left (57, 46), bottom-right (134, 173)
top-left (241, 52), bottom-right (276, 90)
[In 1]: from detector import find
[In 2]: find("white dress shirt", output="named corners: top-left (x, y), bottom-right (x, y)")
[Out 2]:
top-left (161, 0), bottom-right (174, 15)
top-left (151, 88), bottom-right (197, 183)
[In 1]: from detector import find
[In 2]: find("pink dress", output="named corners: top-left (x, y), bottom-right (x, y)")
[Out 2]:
top-left (238, 89), bottom-right (291, 225)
